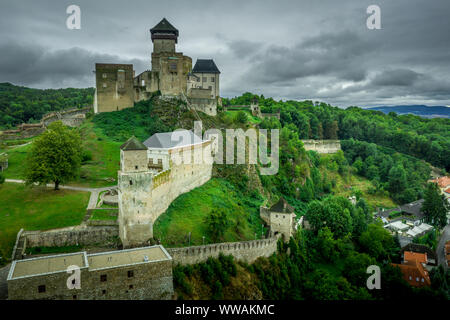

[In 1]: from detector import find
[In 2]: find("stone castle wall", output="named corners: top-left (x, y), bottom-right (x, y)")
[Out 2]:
top-left (94, 64), bottom-right (135, 113)
top-left (22, 226), bottom-right (119, 249)
top-left (42, 106), bottom-right (91, 127)
top-left (118, 142), bottom-right (213, 247)
top-left (167, 237), bottom-right (278, 265)
top-left (301, 139), bottom-right (341, 154)
top-left (0, 107), bottom-right (90, 140)
top-left (8, 249), bottom-right (173, 300)
top-left (189, 97), bottom-right (217, 116)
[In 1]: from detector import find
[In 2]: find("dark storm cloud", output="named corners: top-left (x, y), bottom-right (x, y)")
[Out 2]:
top-left (243, 31), bottom-right (374, 85)
top-left (1, 0), bottom-right (450, 106)
top-left (371, 69), bottom-right (423, 87)
top-left (227, 40), bottom-right (263, 59)
top-left (0, 40), bottom-right (146, 88)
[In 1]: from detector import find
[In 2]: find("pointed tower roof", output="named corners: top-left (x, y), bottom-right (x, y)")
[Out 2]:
top-left (151, 18), bottom-right (178, 34)
top-left (120, 136), bottom-right (148, 151)
top-left (150, 18), bottom-right (179, 42)
top-left (269, 197), bottom-right (295, 213)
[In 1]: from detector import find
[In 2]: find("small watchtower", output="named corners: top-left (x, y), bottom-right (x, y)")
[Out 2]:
top-left (268, 197), bottom-right (296, 241)
top-left (120, 136), bottom-right (148, 173)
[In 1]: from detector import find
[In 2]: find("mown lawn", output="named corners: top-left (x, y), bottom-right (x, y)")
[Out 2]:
top-left (153, 178), bottom-right (264, 248)
top-left (1, 120), bottom-right (121, 188)
top-left (1, 143), bottom-right (32, 180)
top-left (0, 183), bottom-right (89, 261)
top-left (90, 209), bottom-right (118, 221)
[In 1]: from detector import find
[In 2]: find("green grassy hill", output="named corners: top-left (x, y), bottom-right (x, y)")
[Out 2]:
top-left (154, 178), bottom-right (265, 247)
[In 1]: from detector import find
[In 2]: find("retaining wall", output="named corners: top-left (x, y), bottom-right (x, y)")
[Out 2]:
top-left (21, 226), bottom-right (118, 249)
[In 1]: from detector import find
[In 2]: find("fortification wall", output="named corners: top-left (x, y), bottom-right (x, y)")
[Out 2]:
top-left (95, 64), bottom-right (134, 113)
top-left (167, 237), bottom-right (278, 265)
top-left (42, 107), bottom-right (91, 127)
top-left (259, 206), bottom-right (271, 225)
top-left (22, 226), bottom-right (118, 249)
top-left (0, 107), bottom-right (90, 140)
top-left (189, 97), bottom-right (217, 116)
top-left (119, 143), bottom-right (213, 247)
top-left (301, 139), bottom-right (341, 154)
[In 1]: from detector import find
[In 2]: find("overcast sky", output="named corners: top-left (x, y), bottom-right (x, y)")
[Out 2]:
top-left (1, 0), bottom-right (449, 107)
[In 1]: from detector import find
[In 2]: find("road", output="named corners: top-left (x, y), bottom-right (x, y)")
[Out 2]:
top-left (436, 224), bottom-right (450, 268)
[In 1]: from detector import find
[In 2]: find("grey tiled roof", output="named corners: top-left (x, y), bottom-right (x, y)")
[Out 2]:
top-left (143, 131), bottom-right (203, 149)
top-left (192, 59), bottom-right (220, 74)
top-left (150, 18), bottom-right (178, 35)
top-left (120, 136), bottom-right (147, 151)
top-left (270, 197), bottom-right (294, 213)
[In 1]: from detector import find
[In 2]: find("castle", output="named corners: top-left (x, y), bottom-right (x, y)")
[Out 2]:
top-left (118, 131), bottom-right (213, 247)
top-left (93, 18), bottom-right (220, 116)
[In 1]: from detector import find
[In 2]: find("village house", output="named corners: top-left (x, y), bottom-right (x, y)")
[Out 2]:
top-left (392, 250), bottom-right (431, 288)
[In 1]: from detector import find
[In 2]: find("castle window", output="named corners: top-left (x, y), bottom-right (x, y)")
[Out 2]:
top-left (197, 78), bottom-right (200, 82)
top-left (129, 285), bottom-right (134, 289)
top-left (135, 165), bottom-right (138, 170)
top-left (73, 295), bottom-right (77, 300)
top-left (102, 290), bottom-right (106, 295)
top-left (202, 77), bottom-right (206, 82)
top-left (128, 270), bottom-right (134, 278)
top-left (102, 73), bottom-right (107, 79)
top-left (208, 86), bottom-right (212, 90)
top-left (101, 274), bottom-right (107, 282)
top-left (211, 77), bottom-right (214, 82)
top-left (169, 63), bottom-right (177, 71)
top-left (130, 180), bottom-right (133, 185)
top-left (38, 285), bottom-right (46, 293)
top-left (141, 79), bottom-right (145, 86)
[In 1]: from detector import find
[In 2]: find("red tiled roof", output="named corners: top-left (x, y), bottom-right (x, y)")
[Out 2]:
top-left (430, 176), bottom-right (450, 188)
top-left (392, 261), bottom-right (431, 287)
top-left (444, 187), bottom-right (450, 194)
top-left (404, 251), bottom-right (427, 264)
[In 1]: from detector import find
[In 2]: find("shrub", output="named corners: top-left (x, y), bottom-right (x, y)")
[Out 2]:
top-left (81, 150), bottom-right (93, 163)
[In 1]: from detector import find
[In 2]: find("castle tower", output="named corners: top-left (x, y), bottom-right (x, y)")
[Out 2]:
top-left (150, 17), bottom-right (178, 56)
top-left (148, 18), bottom-right (192, 96)
top-left (118, 137), bottom-right (154, 248)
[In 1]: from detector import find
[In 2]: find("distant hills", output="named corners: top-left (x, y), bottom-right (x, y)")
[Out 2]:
top-left (365, 105), bottom-right (450, 118)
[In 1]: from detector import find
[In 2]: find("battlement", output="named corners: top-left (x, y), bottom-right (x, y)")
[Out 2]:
top-left (167, 237), bottom-right (278, 265)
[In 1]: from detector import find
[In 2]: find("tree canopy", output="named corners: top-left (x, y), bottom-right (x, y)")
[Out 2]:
top-left (25, 121), bottom-right (82, 190)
